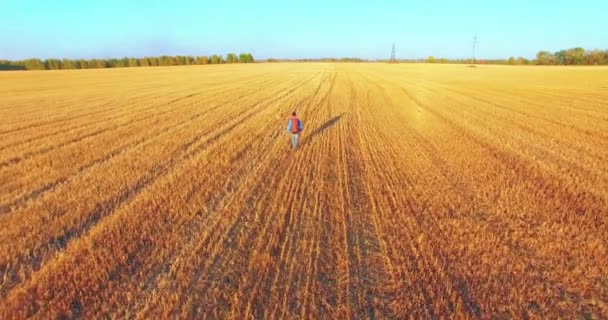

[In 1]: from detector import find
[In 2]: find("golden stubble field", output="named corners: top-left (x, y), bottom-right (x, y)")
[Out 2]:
top-left (0, 63), bottom-right (607, 319)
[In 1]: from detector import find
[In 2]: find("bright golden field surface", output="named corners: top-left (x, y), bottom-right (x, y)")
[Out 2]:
top-left (1, 63), bottom-right (607, 319)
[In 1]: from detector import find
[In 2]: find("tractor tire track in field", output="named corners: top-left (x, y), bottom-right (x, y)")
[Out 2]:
top-left (0, 71), bottom-right (273, 148)
top-left (0, 71), bottom-right (320, 301)
top-left (0, 73), bottom-right (272, 151)
top-left (338, 73), bottom-right (392, 319)
top-left (127, 125), bottom-right (286, 317)
top-left (86, 103), bottom-right (288, 318)
top-left (131, 71), bottom-right (333, 318)
top-left (0, 77), bottom-right (285, 212)
top-left (350, 85), bottom-right (444, 317)
top-left (423, 83), bottom-right (608, 152)
top-left (9, 70), bottom-right (328, 320)
top-left (227, 72), bottom-right (338, 319)
top-left (351, 71), bottom-right (592, 317)
top-left (0, 80), bottom-right (209, 133)
top-left (133, 71), bottom-right (331, 318)
top-left (445, 84), bottom-right (608, 125)
top-left (0, 90), bottom-right (193, 154)
top-left (397, 83), bottom-right (608, 219)
top-left (0, 78), bottom-right (281, 214)
top-left (407, 82), bottom-right (608, 200)
top-left (368, 73), bottom-right (608, 160)
top-left (372, 72), bottom-right (608, 202)
top-left (387, 78), bottom-right (608, 316)
top-left (0, 75), bottom-right (277, 165)
top-left (228, 72), bottom-right (334, 319)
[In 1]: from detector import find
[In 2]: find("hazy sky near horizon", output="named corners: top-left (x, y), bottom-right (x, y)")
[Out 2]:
top-left (1, 0), bottom-right (607, 60)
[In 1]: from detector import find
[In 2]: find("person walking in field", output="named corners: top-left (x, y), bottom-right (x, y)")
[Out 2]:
top-left (287, 112), bottom-right (303, 149)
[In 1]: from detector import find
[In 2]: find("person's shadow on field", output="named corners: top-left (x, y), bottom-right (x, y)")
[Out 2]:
top-left (301, 113), bottom-right (344, 146)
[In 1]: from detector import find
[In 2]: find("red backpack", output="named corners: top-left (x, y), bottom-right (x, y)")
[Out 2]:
top-left (290, 117), bottom-right (299, 133)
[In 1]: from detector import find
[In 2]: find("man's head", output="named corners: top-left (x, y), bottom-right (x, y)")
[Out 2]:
top-left (292, 112), bottom-right (296, 117)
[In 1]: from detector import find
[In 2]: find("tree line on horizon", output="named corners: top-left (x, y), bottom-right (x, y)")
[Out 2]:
top-left (424, 47), bottom-right (608, 65)
top-left (267, 47), bottom-right (608, 66)
top-left (533, 48), bottom-right (608, 65)
top-left (0, 53), bottom-right (254, 71)
top-left (3, 47), bottom-right (608, 71)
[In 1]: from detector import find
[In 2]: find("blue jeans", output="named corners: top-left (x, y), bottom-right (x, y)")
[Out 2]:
top-left (291, 133), bottom-right (299, 149)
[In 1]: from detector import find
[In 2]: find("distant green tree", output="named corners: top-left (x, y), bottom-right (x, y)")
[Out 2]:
top-left (197, 56), bottom-right (209, 64)
top-left (46, 59), bottom-right (63, 70)
top-left (158, 56), bottom-right (167, 66)
top-left (0, 60), bottom-right (25, 70)
top-left (148, 57), bottom-right (159, 66)
top-left (585, 50), bottom-right (604, 65)
top-left (555, 50), bottom-right (567, 65)
top-left (23, 59), bottom-right (46, 70)
top-left (61, 59), bottom-right (74, 69)
top-left (209, 54), bottom-right (223, 64)
top-left (159, 56), bottom-right (176, 66)
top-left (535, 51), bottom-right (555, 65)
top-left (507, 57), bottom-right (516, 65)
top-left (226, 53), bottom-right (238, 63)
top-left (426, 56), bottom-right (436, 63)
top-left (239, 53), bottom-right (255, 63)
top-left (566, 47), bottom-right (585, 65)
top-left (88, 59), bottom-right (107, 68)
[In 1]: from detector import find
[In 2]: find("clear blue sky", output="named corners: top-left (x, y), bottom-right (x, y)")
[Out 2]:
top-left (1, 0), bottom-right (606, 60)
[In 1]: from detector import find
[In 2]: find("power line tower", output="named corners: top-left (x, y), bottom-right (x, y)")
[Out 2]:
top-left (390, 42), bottom-right (397, 63)
top-left (471, 34), bottom-right (478, 65)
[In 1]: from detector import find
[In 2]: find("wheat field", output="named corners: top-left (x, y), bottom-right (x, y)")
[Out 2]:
top-left (1, 63), bottom-right (607, 319)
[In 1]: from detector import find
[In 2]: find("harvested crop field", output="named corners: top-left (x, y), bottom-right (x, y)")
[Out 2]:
top-left (1, 63), bottom-right (607, 319)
